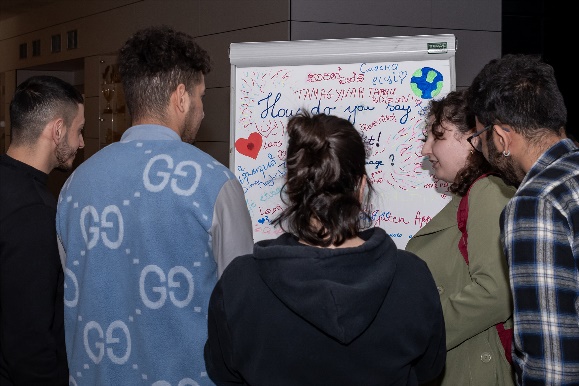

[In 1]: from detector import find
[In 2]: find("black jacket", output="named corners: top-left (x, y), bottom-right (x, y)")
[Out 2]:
top-left (205, 227), bottom-right (446, 386)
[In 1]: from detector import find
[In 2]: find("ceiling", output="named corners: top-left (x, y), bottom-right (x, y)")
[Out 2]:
top-left (0, 0), bottom-right (58, 21)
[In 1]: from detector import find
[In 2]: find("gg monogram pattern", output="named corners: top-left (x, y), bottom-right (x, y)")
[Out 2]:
top-left (57, 125), bottom-right (239, 385)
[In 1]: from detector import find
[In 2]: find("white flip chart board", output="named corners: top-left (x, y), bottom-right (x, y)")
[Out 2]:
top-left (230, 34), bottom-right (457, 248)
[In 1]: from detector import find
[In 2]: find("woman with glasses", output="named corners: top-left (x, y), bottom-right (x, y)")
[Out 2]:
top-left (405, 89), bottom-right (516, 386)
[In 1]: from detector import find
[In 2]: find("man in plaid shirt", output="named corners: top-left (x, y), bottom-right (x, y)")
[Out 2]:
top-left (467, 54), bottom-right (579, 386)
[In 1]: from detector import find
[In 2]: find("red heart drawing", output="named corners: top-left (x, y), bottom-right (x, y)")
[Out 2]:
top-left (235, 132), bottom-right (263, 159)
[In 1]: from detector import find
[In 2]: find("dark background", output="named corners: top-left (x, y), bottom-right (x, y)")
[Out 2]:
top-left (502, 0), bottom-right (574, 138)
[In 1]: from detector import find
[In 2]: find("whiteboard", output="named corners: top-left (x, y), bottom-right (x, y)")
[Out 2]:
top-left (230, 35), bottom-right (456, 248)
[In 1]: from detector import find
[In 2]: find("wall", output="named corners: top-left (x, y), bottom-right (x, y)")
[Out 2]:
top-left (502, 0), bottom-right (575, 138)
top-left (0, 0), bottom-right (501, 195)
top-left (289, 0), bottom-right (501, 89)
top-left (0, 0), bottom-right (291, 160)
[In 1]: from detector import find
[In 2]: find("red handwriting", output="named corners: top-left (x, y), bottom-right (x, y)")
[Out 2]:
top-left (414, 211), bottom-right (432, 228)
top-left (263, 140), bottom-right (283, 149)
top-left (294, 88), bottom-right (334, 100)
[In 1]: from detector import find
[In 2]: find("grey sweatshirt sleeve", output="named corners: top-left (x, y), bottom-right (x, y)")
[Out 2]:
top-left (211, 178), bottom-right (254, 277)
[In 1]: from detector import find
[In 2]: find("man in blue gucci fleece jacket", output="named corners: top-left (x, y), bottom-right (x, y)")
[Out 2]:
top-left (56, 26), bottom-right (253, 385)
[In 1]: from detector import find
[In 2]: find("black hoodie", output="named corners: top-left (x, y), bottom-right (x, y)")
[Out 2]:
top-left (205, 227), bottom-right (446, 386)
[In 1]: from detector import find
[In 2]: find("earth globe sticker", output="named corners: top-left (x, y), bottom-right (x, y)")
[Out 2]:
top-left (410, 66), bottom-right (444, 99)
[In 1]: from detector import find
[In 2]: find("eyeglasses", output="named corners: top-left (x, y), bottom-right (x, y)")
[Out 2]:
top-left (467, 124), bottom-right (512, 152)
top-left (466, 125), bottom-right (493, 152)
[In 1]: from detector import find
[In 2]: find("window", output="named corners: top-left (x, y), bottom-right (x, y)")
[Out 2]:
top-left (51, 34), bottom-right (61, 53)
top-left (32, 40), bottom-right (41, 56)
top-left (19, 43), bottom-right (27, 59)
top-left (67, 30), bottom-right (77, 49)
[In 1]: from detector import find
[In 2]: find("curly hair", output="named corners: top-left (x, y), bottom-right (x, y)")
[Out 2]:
top-left (427, 90), bottom-right (495, 196)
top-left (271, 112), bottom-right (373, 247)
top-left (118, 25), bottom-right (211, 122)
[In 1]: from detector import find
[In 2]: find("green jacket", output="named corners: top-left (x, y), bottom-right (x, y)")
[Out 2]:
top-left (406, 175), bottom-right (516, 386)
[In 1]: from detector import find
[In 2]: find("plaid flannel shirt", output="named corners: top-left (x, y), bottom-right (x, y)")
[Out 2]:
top-left (501, 138), bottom-right (579, 386)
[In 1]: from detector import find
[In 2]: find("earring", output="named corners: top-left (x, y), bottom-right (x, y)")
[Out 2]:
top-left (503, 150), bottom-right (511, 157)
top-left (469, 149), bottom-right (474, 155)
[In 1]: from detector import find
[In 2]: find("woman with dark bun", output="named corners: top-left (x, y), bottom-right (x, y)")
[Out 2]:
top-left (204, 112), bottom-right (446, 386)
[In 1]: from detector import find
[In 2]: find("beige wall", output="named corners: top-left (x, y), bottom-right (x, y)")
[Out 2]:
top-left (0, 0), bottom-right (501, 194)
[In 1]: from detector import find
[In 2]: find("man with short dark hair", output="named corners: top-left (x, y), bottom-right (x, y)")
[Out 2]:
top-left (467, 53), bottom-right (578, 385)
top-left (0, 75), bottom-right (85, 384)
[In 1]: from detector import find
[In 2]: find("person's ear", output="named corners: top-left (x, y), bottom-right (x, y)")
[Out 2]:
top-left (358, 175), bottom-right (368, 203)
top-left (51, 118), bottom-right (65, 144)
top-left (493, 124), bottom-right (513, 155)
top-left (175, 83), bottom-right (188, 113)
top-left (473, 136), bottom-right (481, 150)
